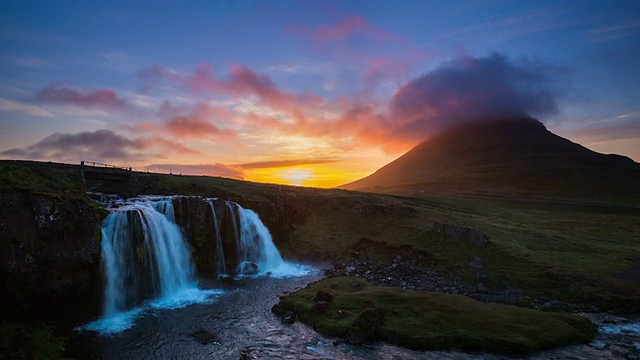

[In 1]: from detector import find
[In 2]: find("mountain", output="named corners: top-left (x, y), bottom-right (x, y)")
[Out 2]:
top-left (343, 117), bottom-right (640, 202)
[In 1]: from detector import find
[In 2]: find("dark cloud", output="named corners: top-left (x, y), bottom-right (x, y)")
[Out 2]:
top-left (1, 130), bottom-right (203, 163)
top-left (388, 53), bottom-right (567, 137)
top-left (35, 83), bottom-right (128, 109)
top-left (146, 163), bottom-right (244, 179)
top-left (1, 129), bottom-right (141, 162)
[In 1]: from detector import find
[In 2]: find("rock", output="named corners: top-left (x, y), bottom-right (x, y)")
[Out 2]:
top-left (219, 274), bottom-right (235, 285)
top-left (433, 222), bottom-right (488, 246)
top-left (540, 301), bottom-right (567, 312)
top-left (345, 307), bottom-right (385, 344)
top-left (240, 348), bottom-right (258, 360)
top-left (315, 289), bottom-right (335, 302)
top-left (0, 191), bottom-right (102, 323)
top-left (282, 311), bottom-right (296, 324)
top-left (477, 283), bottom-right (487, 293)
top-left (313, 300), bottom-right (330, 313)
top-left (337, 309), bottom-right (348, 318)
top-left (468, 229), bottom-right (489, 246)
top-left (190, 328), bottom-right (220, 345)
top-left (239, 262), bottom-right (259, 275)
top-left (345, 265), bottom-right (356, 274)
top-left (468, 256), bottom-right (483, 270)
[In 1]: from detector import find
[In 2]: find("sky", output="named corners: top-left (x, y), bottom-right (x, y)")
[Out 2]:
top-left (1, 0), bottom-right (639, 188)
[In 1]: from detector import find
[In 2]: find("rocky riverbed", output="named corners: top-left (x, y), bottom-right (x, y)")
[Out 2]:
top-left (325, 245), bottom-right (601, 313)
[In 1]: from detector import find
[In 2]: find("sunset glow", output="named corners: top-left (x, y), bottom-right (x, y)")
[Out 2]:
top-left (1, 2), bottom-right (639, 187)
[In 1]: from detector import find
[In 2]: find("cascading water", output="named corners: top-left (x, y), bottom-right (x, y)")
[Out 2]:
top-left (208, 199), bottom-right (226, 275)
top-left (82, 197), bottom-right (222, 334)
top-left (226, 201), bottom-right (241, 251)
top-left (235, 204), bottom-right (313, 278)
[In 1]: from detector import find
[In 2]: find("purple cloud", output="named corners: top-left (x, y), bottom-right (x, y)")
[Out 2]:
top-left (35, 83), bottom-right (128, 109)
top-left (388, 53), bottom-right (567, 136)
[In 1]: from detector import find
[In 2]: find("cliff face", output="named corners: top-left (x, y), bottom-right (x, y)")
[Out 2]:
top-left (0, 191), bottom-right (103, 323)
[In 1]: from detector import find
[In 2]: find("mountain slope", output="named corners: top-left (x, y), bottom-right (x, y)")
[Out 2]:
top-left (343, 117), bottom-right (640, 202)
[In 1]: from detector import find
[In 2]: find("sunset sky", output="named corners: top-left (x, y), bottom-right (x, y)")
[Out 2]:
top-left (1, 1), bottom-right (639, 187)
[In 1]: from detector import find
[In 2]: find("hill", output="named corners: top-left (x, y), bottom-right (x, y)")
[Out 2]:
top-left (343, 117), bottom-right (640, 203)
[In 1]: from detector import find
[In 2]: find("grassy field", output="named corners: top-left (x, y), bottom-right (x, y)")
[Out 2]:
top-left (2, 160), bottom-right (639, 356)
top-left (276, 276), bottom-right (597, 354)
top-left (3, 159), bottom-right (639, 310)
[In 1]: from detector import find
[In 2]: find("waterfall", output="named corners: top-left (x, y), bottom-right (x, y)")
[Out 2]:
top-left (237, 206), bottom-right (284, 272)
top-left (81, 195), bottom-right (312, 335)
top-left (235, 204), bottom-right (313, 278)
top-left (101, 198), bottom-right (194, 315)
top-left (226, 201), bottom-right (241, 266)
top-left (83, 197), bottom-right (221, 335)
top-left (208, 199), bottom-right (226, 275)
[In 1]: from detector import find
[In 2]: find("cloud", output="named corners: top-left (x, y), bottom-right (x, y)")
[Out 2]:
top-left (1, 129), bottom-right (203, 163)
top-left (387, 53), bottom-right (567, 138)
top-left (3, 55), bottom-right (53, 69)
top-left (294, 16), bottom-right (396, 45)
top-left (165, 115), bottom-right (235, 139)
top-left (145, 163), bottom-right (244, 179)
top-left (1, 129), bottom-right (141, 162)
top-left (35, 83), bottom-right (128, 109)
top-left (140, 63), bottom-right (323, 112)
top-left (137, 136), bottom-right (203, 155)
top-left (570, 119), bottom-right (640, 143)
top-left (235, 158), bottom-right (338, 169)
top-left (0, 98), bottom-right (54, 117)
top-left (159, 101), bottom-right (237, 139)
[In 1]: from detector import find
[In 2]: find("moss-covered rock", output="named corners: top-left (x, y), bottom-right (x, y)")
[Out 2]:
top-left (273, 276), bottom-right (598, 355)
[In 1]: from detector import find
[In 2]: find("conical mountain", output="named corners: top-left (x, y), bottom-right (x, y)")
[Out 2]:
top-left (343, 117), bottom-right (640, 202)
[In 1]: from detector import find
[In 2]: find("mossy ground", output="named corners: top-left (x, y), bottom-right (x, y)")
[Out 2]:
top-left (278, 276), bottom-right (598, 355)
top-left (0, 322), bottom-right (67, 360)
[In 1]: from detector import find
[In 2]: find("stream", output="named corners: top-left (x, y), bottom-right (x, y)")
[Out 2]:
top-left (70, 195), bottom-right (640, 359)
top-left (71, 272), bottom-right (640, 360)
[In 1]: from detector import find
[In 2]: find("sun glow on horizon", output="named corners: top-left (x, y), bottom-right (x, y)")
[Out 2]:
top-left (243, 163), bottom-right (374, 188)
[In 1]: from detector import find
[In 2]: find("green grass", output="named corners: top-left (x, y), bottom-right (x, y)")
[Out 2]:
top-left (3, 160), bottom-right (639, 310)
top-left (0, 163), bottom-right (87, 201)
top-left (0, 322), bottom-right (67, 360)
top-left (277, 276), bottom-right (597, 354)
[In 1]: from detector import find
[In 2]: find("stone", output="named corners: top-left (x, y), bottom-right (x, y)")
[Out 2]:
top-left (240, 262), bottom-right (259, 275)
top-left (219, 274), bottom-right (235, 285)
top-left (345, 307), bottom-right (385, 344)
top-left (469, 257), bottom-right (483, 270)
top-left (337, 309), bottom-right (348, 318)
top-left (190, 328), bottom-right (220, 345)
top-left (468, 228), bottom-right (489, 246)
top-left (313, 300), bottom-right (330, 313)
top-left (282, 311), bottom-right (296, 324)
top-left (315, 289), bottom-right (335, 302)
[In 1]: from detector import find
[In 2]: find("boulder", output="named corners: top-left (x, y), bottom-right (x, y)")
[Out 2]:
top-left (239, 262), bottom-right (259, 276)
top-left (312, 300), bottom-right (330, 314)
top-left (314, 289), bottom-right (335, 302)
top-left (345, 307), bottom-right (385, 344)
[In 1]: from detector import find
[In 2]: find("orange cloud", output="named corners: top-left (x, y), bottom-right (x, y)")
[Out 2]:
top-left (234, 158), bottom-right (338, 169)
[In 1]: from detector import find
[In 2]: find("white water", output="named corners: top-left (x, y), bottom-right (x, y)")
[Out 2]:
top-left (80, 196), bottom-right (314, 335)
top-left (600, 322), bottom-right (640, 335)
top-left (237, 205), bottom-right (314, 278)
top-left (82, 197), bottom-right (223, 335)
top-left (208, 199), bottom-right (226, 275)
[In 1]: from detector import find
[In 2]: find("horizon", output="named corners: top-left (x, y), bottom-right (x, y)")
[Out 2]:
top-left (1, 1), bottom-right (639, 187)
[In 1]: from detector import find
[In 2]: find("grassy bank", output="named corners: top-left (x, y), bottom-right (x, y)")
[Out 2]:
top-left (276, 276), bottom-right (597, 354)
